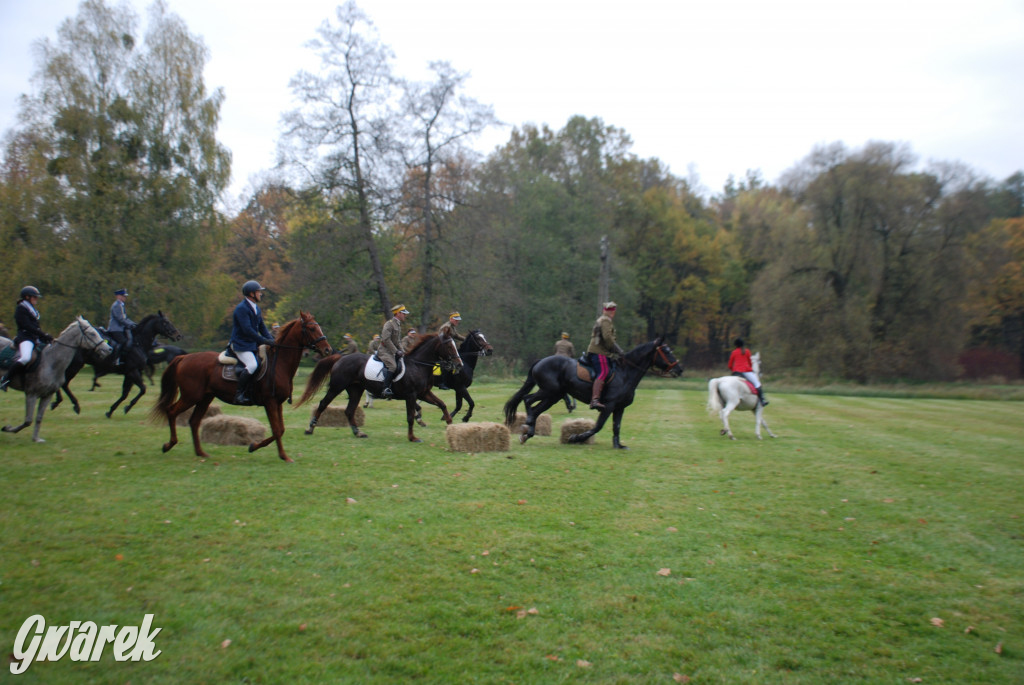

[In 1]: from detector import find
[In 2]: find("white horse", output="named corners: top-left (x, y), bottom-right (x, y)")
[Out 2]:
top-left (707, 352), bottom-right (777, 440)
top-left (1, 317), bottom-right (112, 442)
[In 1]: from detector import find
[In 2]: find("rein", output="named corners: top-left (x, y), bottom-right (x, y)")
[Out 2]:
top-left (51, 321), bottom-right (106, 355)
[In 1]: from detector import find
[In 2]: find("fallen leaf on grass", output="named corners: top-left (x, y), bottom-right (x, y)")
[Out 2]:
top-left (576, 659), bottom-right (591, 668)
top-left (657, 568), bottom-right (671, 577)
top-left (930, 617), bottom-right (945, 627)
top-left (995, 642), bottom-right (1003, 655)
top-left (673, 675), bottom-right (691, 683)
top-left (220, 639), bottom-right (232, 649)
top-left (545, 655), bottom-right (560, 661)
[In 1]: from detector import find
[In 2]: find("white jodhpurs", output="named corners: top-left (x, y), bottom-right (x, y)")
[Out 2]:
top-left (740, 371), bottom-right (762, 388)
top-left (236, 350), bottom-right (258, 374)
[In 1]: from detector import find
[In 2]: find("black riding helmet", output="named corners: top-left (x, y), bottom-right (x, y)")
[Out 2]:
top-left (242, 280), bottom-right (265, 297)
top-left (20, 286), bottom-right (41, 299)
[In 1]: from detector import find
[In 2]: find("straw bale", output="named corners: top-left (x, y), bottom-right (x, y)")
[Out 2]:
top-left (508, 412), bottom-right (552, 436)
top-left (446, 422), bottom-right (510, 453)
top-left (313, 405), bottom-right (365, 427)
top-left (175, 403), bottom-right (223, 426)
top-left (560, 418), bottom-right (596, 444)
top-left (199, 414), bottom-right (266, 445)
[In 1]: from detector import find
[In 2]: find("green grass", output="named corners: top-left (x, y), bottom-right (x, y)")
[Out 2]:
top-left (1, 374), bottom-right (1021, 683)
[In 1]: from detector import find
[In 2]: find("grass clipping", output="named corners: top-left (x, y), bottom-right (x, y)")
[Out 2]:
top-left (313, 405), bottom-right (366, 427)
top-left (446, 422), bottom-right (510, 453)
top-left (199, 414), bottom-right (266, 445)
top-left (508, 412), bottom-right (552, 436)
top-left (560, 418), bottom-right (596, 444)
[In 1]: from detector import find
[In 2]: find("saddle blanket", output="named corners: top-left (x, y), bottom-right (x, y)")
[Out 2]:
top-left (575, 360), bottom-right (615, 383)
top-left (364, 355), bottom-right (406, 383)
top-left (217, 345), bottom-right (269, 382)
top-left (730, 373), bottom-right (758, 394)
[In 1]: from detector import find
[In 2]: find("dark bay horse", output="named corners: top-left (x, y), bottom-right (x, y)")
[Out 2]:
top-left (144, 343), bottom-right (189, 385)
top-left (52, 312), bottom-right (182, 417)
top-left (298, 333), bottom-right (463, 443)
top-left (504, 337), bottom-right (682, 449)
top-left (428, 329), bottom-right (493, 423)
top-left (151, 311), bottom-right (332, 462)
top-left (1, 317), bottom-right (112, 442)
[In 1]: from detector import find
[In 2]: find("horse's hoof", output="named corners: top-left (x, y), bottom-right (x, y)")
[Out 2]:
top-left (519, 433), bottom-right (529, 445)
top-left (720, 429), bottom-right (728, 436)
top-left (105, 412), bottom-right (113, 419)
top-left (33, 437), bottom-right (46, 443)
top-left (411, 437), bottom-right (422, 443)
top-left (462, 416), bottom-right (470, 423)
top-left (356, 432), bottom-right (368, 439)
top-left (304, 428), bottom-right (314, 435)
top-left (73, 406), bottom-right (80, 415)
top-left (615, 444), bottom-right (629, 450)
top-left (161, 442), bottom-right (173, 453)
top-left (281, 456), bottom-right (294, 463)
top-left (416, 420), bottom-right (427, 427)
top-left (729, 435), bottom-right (737, 441)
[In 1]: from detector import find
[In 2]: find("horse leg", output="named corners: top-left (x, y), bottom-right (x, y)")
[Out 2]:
top-left (187, 397), bottom-right (214, 458)
top-left (720, 399), bottom-right (741, 440)
top-left (122, 373), bottom-right (147, 415)
top-left (252, 401), bottom-right (292, 462)
top-left (406, 397), bottom-right (422, 443)
top-left (105, 375), bottom-right (134, 418)
top-left (568, 406), bottom-right (614, 444)
top-left (420, 390), bottom-right (452, 424)
top-left (30, 394), bottom-right (54, 443)
top-left (415, 401), bottom-right (427, 427)
top-left (306, 385), bottom-right (343, 435)
top-left (755, 406), bottom-right (777, 439)
top-left (610, 407), bottom-right (628, 449)
top-left (520, 394), bottom-right (560, 444)
top-left (3, 393), bottom-right (35, 434)
top-left (346, 390), bottom-right (368, 438)
top-left (57, 380), bottom-right (81, 415)
top-left (461, 389), bottom-right (475, 423)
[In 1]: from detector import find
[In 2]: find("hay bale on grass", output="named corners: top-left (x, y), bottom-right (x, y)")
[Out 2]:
top-left (199, 414), bottom-right (266, 445)
top-left (314, 405), bottom-right (365, 427)
top-left (508, 412), bottom-right (552, 436)
top-left (446, 422), bottom-right (510, 453)
top-left (175, 403), bottom-right (222, 426)
top-left (560, 418), bottom-right (596, 444)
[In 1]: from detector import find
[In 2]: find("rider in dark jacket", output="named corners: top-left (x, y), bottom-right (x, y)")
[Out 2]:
top-left (229, 280), bottom-right (275, 405)
top-left (1, 286), bottom-right (52, 391)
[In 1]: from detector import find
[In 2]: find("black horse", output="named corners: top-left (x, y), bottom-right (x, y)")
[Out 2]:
top-left (144, 343), bottom-right (189, 385)
top-left (52, 312), bottom-right (182, 417)
top-left (297, 333), bottom-right (463, 443)
top-left (430, 329), bottom-right (494, 423)
top-left (504, 337), bottom-right (682, 449)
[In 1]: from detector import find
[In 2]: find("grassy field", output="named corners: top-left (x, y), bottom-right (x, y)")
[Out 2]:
top-left (0, 371), bottom-right (1021, 684)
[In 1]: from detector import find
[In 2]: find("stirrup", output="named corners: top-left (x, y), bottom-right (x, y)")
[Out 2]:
top-left (382, 386), bottom-right (394, 398)
top-left (589, 399), bottom-right (605, 409)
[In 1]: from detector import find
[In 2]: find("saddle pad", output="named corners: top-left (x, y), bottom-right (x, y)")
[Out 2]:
top-left (0, 344), bottom-right (16, 370)
top-left (741, 379), bottom-right (758, 394)
top-left (364, 356), bottom-right (405, 383)
top-left (575, 362), bottom-right (615, 384)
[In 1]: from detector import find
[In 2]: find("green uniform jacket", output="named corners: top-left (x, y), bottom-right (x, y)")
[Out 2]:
top-left (586, 314), bottom-right (619, 357)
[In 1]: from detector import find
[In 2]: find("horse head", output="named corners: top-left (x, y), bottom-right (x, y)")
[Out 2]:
top-left (72, 316), bottom-right (113, 359)
top-left (752, 352), bottom-right (761, 376)
top-left (296, 311), bottom-right (333, 358)
top-left (154, 311), bottom-right (184, 341)
top-left (651, 336), bottom-right (683, 377)
top-left (464, 329), bottom-right (493, 357)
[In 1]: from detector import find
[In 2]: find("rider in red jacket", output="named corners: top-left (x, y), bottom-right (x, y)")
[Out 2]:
top-left (728, 338), bottom-right (768, 406)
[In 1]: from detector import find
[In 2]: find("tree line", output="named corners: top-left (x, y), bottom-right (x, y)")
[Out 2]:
top-left (1, 0), bottom-right (1021, 381)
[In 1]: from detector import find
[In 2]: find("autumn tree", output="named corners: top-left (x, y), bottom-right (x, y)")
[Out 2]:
top-left (280, 0), bottom-right (397, 318)
top-left (0, 0), bottom-right (230, 336)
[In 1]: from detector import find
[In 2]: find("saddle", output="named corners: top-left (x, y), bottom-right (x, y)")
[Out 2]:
top-left (217, 345), bottom-right (270, 382)
top-left (731, 372), bottom-right (758, 394)
top-left (575, 356), bottom-right (616, 383)
top-left (364, 355), bottom-right (406, 383)
top-left (0, 341), bottom-right (42, 372)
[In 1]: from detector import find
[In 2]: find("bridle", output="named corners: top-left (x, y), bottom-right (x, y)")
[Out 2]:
top-left (464, 330), bottom-right (492, 357)
top-left (654, 344), bottom-right (680, 376)
top-left (52, 319), bottom-right (108, 356)
top-left (271, 318), bottom-right (329, 353)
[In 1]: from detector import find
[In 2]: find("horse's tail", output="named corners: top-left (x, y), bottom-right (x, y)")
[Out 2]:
top-left (707, 377), bottom-right (724, 413)
top-left (295, 353), bottom-right (340, 407)
top-left (150, 356), bottom-right (183, 423)
top-left (504, 364), bottom-right (537, 427)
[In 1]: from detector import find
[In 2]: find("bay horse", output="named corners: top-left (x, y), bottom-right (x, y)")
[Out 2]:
top-left (151, 311), bottom-right (332, 462)
top-left (422, 329), bottom-right (493, 423)
top-left (707, 352), bottom-right (776, 440)
top-left (1, 317), bottom-right (112, 442)
top-left (53, 312), bottom-right (182, 417)
top-left (298, 333), bottom-right (463, 443)
top-left (504, 337), bottom-right (682, 449)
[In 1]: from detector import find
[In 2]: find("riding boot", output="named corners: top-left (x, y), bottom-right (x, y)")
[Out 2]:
top-left (757, 387), bottom-right (769, 406)
top-left (589, 377), bottom-right (606, 409)
top-left (381, 368), bottom-right (395, 399)
top-left (234, 369), bottom-right (253, 405)
top-left (0, 362), bottom-right (24, 391)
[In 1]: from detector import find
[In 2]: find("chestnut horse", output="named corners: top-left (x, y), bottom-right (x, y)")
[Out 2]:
top-left (151, 311), bottom-right (332, 462)
top-left (297, 333), bottom-right (462, 443)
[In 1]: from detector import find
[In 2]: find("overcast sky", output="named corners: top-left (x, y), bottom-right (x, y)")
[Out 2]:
top-left (1, 0), bottom-right (1022, 202)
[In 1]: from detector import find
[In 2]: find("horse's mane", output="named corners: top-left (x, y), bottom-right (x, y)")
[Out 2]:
top-left (275, 317), bottom-right (301, 342)
top-left (135, 313), bottom-right (162, 327)
top-left (405, 333), bottom-right (440, 354)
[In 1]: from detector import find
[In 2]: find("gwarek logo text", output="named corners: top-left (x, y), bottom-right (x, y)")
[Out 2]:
top-left (10, 614), bottom-right (162, 675)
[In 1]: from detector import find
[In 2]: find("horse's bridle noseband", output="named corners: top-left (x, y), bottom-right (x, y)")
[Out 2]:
top-left (655, 344), bottom-right (680, 375)
top-left (53, 320), bottom-right (108, 355)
